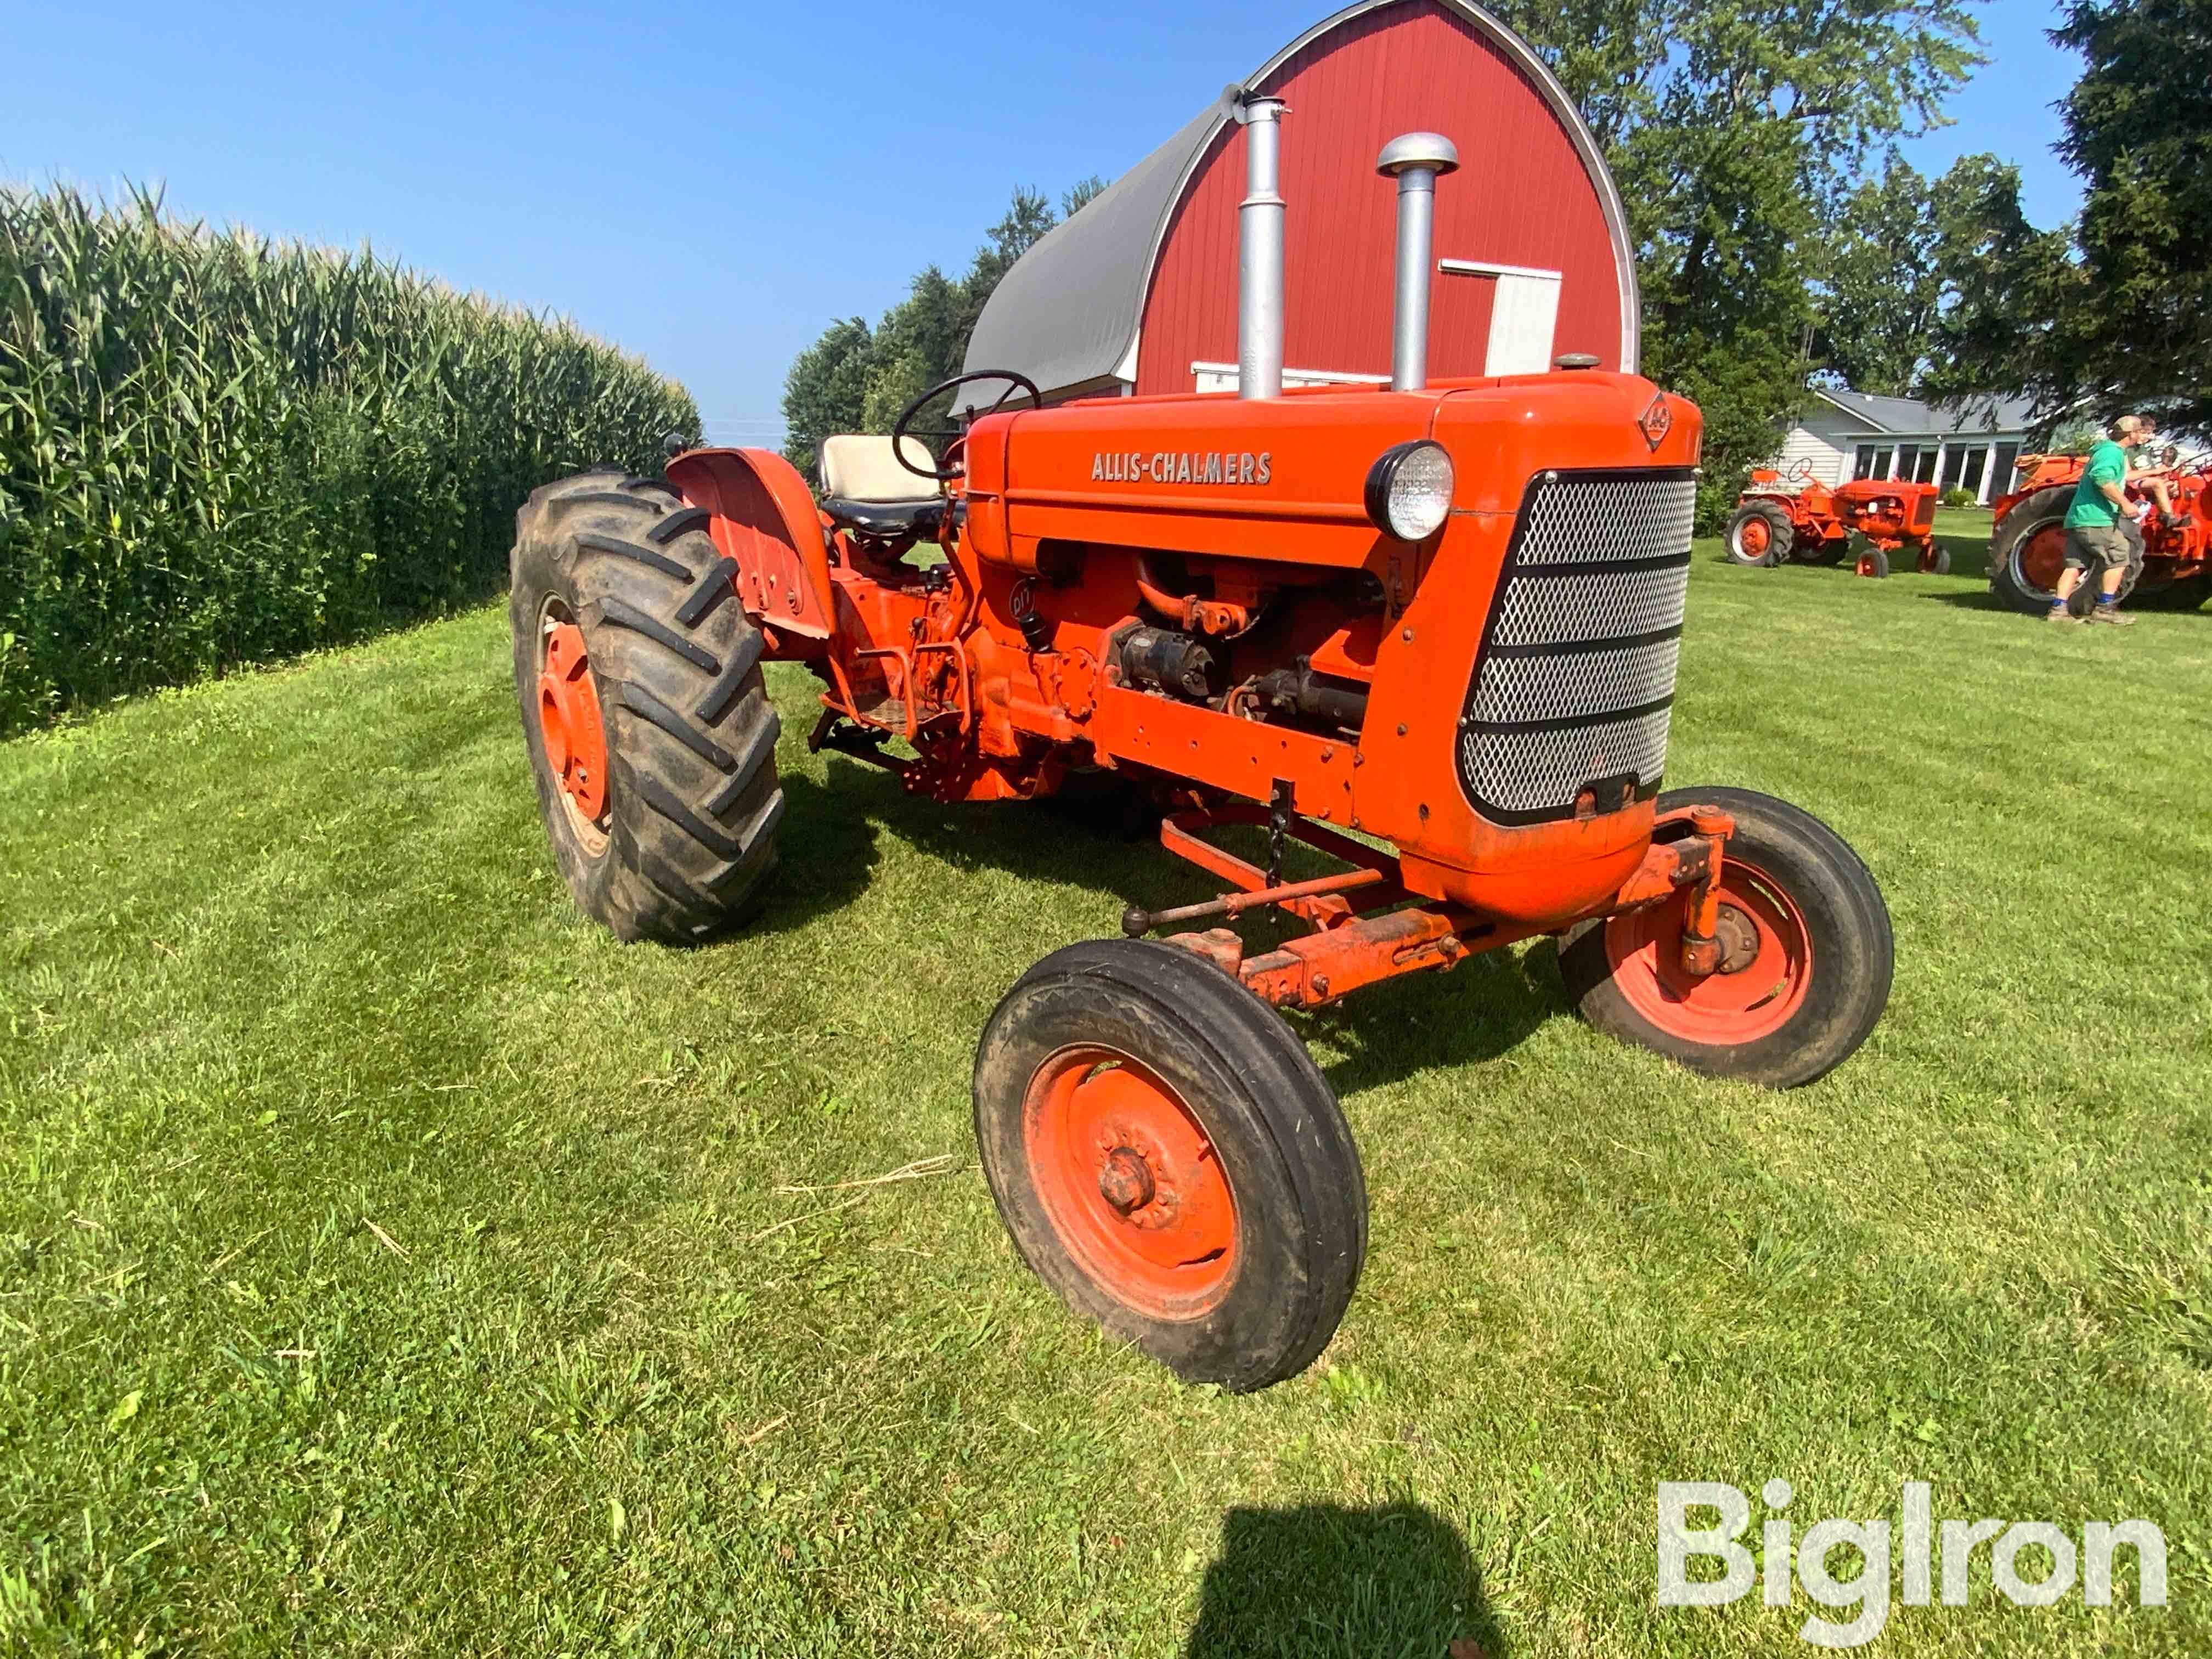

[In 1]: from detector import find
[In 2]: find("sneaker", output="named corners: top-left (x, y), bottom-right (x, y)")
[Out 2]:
top-left (2088, 605), bottom-right (2137, 627)
top-left (2045, 606), bottom-right (2081, 624)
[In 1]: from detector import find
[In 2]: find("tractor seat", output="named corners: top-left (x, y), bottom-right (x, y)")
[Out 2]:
top-left (819, 435), bottom-right (945, 538)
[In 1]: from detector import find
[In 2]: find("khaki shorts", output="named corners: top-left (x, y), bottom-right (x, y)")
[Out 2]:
top-left (2063, 523), bottom-right (2131, 571)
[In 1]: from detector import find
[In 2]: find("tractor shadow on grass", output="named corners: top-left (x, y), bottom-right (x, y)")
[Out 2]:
top-left (1184, 1500), bottom-right (1504, 1658)
top-left (775, 754), bottom-right (1563, 1090)
top-left (1921, 589), bottom-right (2020, 612)
top-left (746, 768), bottom-right (888, 935)
top-left (1301, 945), bottom-right (1558, 1099)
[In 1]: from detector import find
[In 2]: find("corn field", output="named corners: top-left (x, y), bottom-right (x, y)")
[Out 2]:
top-left (0, 184), bottom-right (699, 735)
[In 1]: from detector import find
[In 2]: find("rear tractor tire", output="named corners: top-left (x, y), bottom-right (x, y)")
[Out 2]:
top-left (1989, 486), bottom-right (2141, 617)
top-left (510, 470), bottom-right (784, 943)
top-left (1725, 501), bottom-right (1793, 567)
top-left (973, 938), bottom-right (1366, 1392)
top-left (1558, 787), bottom-right (1893, 1089)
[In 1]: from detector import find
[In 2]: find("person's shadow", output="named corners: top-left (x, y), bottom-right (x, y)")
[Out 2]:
top-left (1184, 1502), bottom-right (1502, 1657)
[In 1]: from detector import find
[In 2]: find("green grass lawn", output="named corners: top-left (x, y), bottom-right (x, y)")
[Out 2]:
top-left (3, 530), bottom-right (2209, 1656)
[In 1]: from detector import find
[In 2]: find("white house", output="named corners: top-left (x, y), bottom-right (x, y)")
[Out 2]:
top-left (1770, 388), bottom-right (2038, 504)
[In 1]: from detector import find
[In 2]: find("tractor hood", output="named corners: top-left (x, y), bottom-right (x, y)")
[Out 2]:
top-left (960, 372), bottom-right (1701, 573)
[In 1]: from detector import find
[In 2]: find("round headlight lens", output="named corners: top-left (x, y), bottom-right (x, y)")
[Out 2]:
top-left (1364, 441), bottom-right (1454, 540)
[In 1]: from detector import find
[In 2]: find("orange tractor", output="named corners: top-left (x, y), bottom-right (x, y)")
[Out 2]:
top-left (1725, 461), bottom-right (1943, 577)
top-left (1988, 449), bottom-right (2211, 614)
top-left (511, 100), bottom-right (1893, 1391)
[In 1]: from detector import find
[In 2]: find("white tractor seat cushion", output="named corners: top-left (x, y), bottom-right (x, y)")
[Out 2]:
top-left (818, 434), bottom-right (941, 504)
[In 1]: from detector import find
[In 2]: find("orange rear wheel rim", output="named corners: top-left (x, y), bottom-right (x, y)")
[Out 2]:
top-left (1023, 1046), bottom-right (1238, 1319)
top-left (2019, 524), bottom-right (2068, 597)
top-left (1603, 857), bottom-right (1812, 1046)
top-left (1740, 517), bottom-right (1770, 556)
top-left (538, 617), bottom-right (609, 828)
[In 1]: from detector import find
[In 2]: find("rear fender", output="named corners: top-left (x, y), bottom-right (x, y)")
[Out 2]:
top-left (665, 448), bottom-right (834, 645)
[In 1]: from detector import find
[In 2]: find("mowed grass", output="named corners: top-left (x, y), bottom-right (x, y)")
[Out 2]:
top-left (3, 516), bottom-right (2209, 1656)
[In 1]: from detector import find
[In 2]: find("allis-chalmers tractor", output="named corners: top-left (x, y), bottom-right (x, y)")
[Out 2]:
top-left (512, 104), bottom-right (1893, 1392)
top-left (1725, 462), bottom-right (1943, 578)
top-left (1988, 449), bottom-right (2211, 615)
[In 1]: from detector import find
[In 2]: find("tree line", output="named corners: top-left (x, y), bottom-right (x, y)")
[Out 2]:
top-left (780, 0), bottom-right (2206, 523)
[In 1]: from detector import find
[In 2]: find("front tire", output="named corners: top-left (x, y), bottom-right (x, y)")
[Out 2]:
top-left (1851, 535), bottom-right (1891, 578)
top-left (511, 470), bottom-right (783, 943)
top-left (1558, 788), bottom-right (1892, 1088)
top-left (973, 939), bottom-right (1366, 1392)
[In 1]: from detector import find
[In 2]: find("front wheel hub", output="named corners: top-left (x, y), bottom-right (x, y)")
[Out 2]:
top-left (1023, 1048), bottom-right (1238, 1319)
top-left (1099, 1147), bottom-right (1156, 1213)
top-left (1712, 902), bottom-right (1762, 974)
top-left (1604, 857), bottom-right (1814, 1046)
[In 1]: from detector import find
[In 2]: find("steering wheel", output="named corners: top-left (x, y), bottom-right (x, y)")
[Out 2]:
top-left (891, 370), bottom-right (1043, 482)
top-left (1785, 458), bottom-right (1815, 484)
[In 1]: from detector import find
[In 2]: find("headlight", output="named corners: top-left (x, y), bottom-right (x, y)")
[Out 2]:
top-left (1364, 441), bottom-right (1454, 540)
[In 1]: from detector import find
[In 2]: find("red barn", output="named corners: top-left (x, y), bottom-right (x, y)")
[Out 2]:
top-left (962, 0), bottom-right (1637, 403)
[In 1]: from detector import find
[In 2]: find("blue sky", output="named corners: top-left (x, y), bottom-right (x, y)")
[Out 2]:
top-left (3, 1), bottom-right (2085, 443)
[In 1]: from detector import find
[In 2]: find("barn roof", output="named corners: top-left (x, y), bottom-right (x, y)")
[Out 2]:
top-left (959, 0), bottom-right (1638, 410)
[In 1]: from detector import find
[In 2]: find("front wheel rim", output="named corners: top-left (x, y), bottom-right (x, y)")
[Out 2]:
top-left (1603, 856), bottom-right (1814, 1046)
top-left (1022, 1045), bottom-right (1238, 1319)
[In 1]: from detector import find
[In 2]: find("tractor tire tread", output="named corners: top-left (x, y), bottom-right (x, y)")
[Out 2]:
top-left (650, 506), bottom-right (713, 544)
top-left (706, 713), bottom-right (783, 815)
top-left (577, 531), bottom-right (693, 584)
top-left (694, 632), bottom-right (767, 724)
top-left (598, 596), bottom-right (720, 672)
top-left (675, 556), bottom-right (742, 626)
top-left (617, 680), bottom-right (737, 773)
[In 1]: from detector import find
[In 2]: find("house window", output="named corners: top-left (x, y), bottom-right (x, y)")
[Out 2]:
top-left (1991, 442), bottom-right (2021, 493)
top-left (1895, 445), bottom-right (1918, 481)
top-left (1960, 446), bottom-right (1989, 496)
top-left (1853, 444), bottom-right (1898, 481)
top-left (1914, 448), bottom-right (1939, 483)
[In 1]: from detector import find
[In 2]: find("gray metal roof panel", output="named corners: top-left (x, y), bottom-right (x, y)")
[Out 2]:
top-left (957, 92), bottom-right (1236, 413)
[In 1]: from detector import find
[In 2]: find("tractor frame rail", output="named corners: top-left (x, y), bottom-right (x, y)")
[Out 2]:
top-left (1131, 801), bottom-right (1733, 1009)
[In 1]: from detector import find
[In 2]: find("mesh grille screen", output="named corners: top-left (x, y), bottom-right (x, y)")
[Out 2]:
top-left (1457, 471), bottom-right (1697, 822)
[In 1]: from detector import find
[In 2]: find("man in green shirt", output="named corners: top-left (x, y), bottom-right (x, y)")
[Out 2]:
top-left (2050, 415), bottom-right (2151, 627)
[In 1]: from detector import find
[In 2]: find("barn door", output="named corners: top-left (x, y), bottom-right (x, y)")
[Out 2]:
top-left (1441, 259), bottom-right (1564, 376)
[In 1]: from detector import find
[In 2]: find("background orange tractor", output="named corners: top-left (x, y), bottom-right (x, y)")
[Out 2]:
top-left (511, 89), bottom-right (1894, 1391)
top-left (1988, 448), bottom-right (2211, 614)
top-left (1725, 460), bottom-right (1944, 577)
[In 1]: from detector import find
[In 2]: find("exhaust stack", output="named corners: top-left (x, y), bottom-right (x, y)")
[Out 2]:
top-left (1235, 94), bottom-right (1289, 399)
top-left (1377, 133), bottom-right (1460, 392)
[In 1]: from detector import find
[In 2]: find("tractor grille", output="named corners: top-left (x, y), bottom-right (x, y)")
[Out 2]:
top-left (1457, 469), bottom-right (1697, 823)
